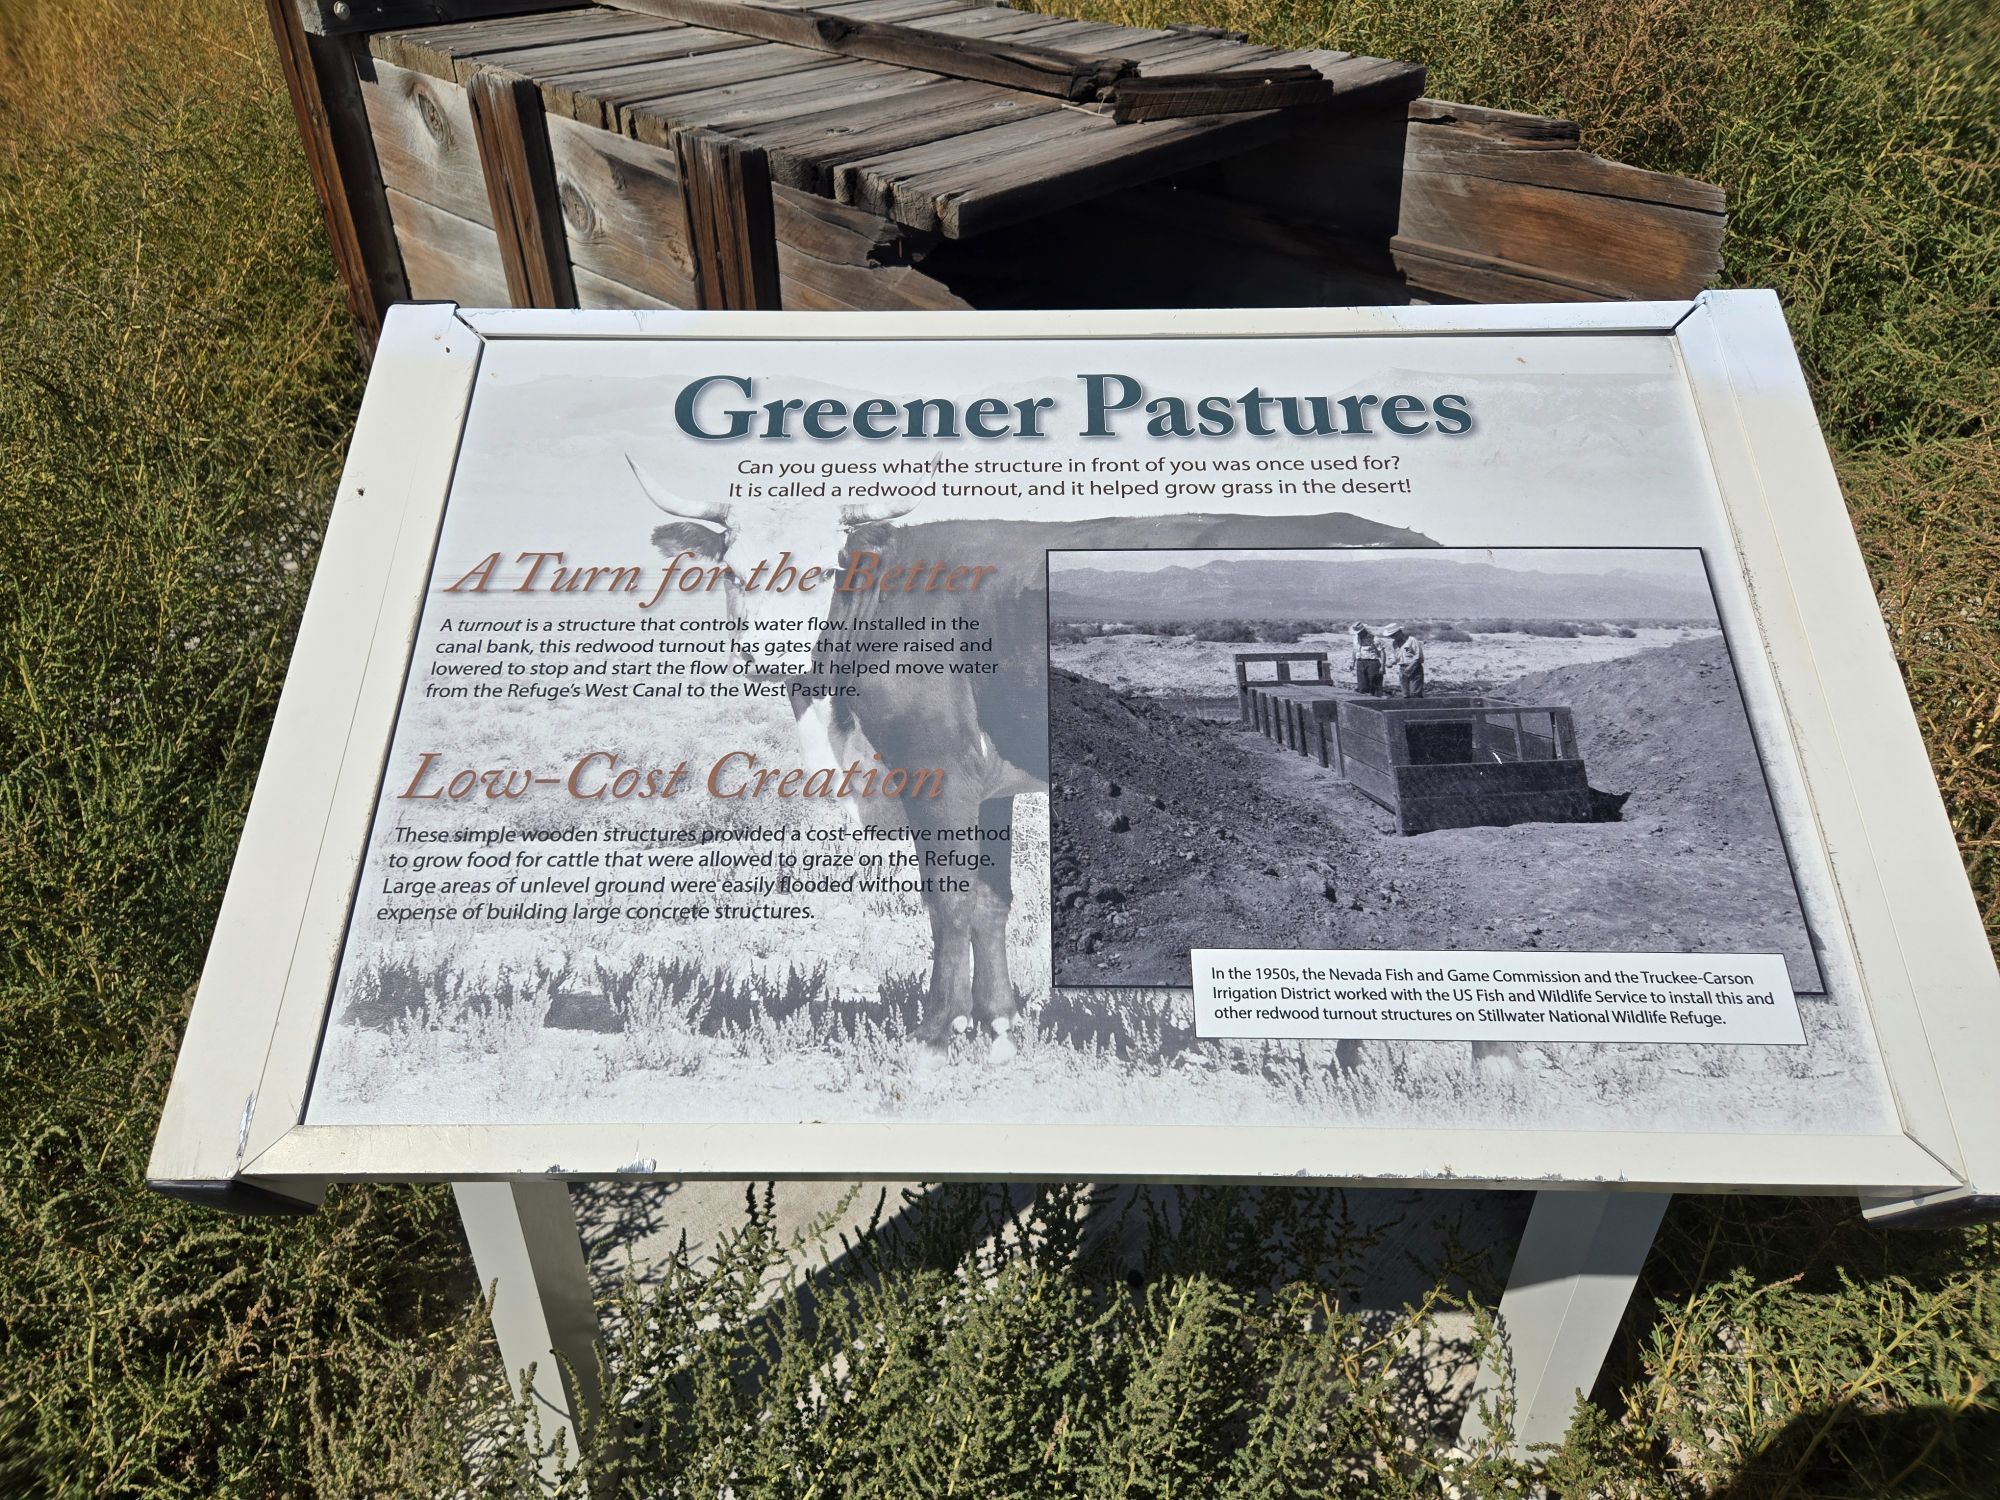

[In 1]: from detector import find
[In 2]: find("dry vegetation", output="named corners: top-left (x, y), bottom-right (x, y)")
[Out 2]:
top-left (1, 0), bottom-right (1995, 1494)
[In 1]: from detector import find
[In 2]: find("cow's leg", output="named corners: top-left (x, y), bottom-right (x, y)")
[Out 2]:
top-left (969, 794), bottom-right (1017, 1032)
top-left (916, 887), bottom-right (978, 1045)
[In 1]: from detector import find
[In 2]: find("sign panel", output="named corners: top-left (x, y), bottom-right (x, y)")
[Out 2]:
top-left (149, 299), bottom-right (2000, 1208)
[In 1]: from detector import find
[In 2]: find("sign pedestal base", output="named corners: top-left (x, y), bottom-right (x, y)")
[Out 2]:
top-left (1463, 1189), bottom-right (1672, 1455)
top-left (454, 1180), bottom-right (601, 1469)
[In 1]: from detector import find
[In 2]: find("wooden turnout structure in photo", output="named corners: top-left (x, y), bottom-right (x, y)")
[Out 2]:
top-left (1237, 650), bottom-right (1592, 834)
top-left (267, 0), bottom-right (1729, 350)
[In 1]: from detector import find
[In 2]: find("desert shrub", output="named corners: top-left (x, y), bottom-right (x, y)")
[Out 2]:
top-left (1615, 626), bottom-right (1638, 639)
top-left (1256, 619), bottom-right (1323, 644)
top-left (433, 1184), bottom-right (1531, 1497)
top-left (1049, 622), bottom-right (1091, 645)
top-left (1430, 627), bottom-right (1475, 643)
top-left (1191, 619), bottom-right (1259, 643)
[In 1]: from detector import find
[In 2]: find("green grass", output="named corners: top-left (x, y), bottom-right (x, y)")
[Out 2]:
top-left (1, 0), bottom-right (1996, 1493)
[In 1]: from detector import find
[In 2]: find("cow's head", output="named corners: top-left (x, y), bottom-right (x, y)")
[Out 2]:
top-left (626, 456), bottom-right (917, 665)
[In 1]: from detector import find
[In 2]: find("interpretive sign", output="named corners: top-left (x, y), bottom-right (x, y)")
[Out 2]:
top-left (150, 297), bottom-right (1998, 1218)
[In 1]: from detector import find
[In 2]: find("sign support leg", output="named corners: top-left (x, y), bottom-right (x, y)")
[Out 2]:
top-left (454, 1180), bottom-right (602, 1465)
top-left (1462, 1189), bottom-right (1670, 1456)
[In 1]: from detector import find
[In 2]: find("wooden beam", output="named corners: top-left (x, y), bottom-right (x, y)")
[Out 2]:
top-left (673, 127), bottom-right (783, 308)
top-left (606, 0), bottom-right (1134, 101)
top-left (1109, 65), bottom-right (1330, 124)
top-left (266, 0), bottom-right (408, 355)
top-left (466, 72), bottom-right (579, 306)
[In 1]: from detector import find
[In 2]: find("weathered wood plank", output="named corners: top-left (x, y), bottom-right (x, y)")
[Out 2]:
top-left (1396, 102), bottom-right (1726, 300)
top-left (581, 38), bottom-right (849, 128)
top-left (533, 27), bottom-right (774, 126)
top-left (544, 111), bottom-right (698, 299)
top-left (674, 126), bottom-right (784, 308)
top-left (605, 0), bottom-right (1131, 100)
top-left (574, 263), bottom-right (677, 307)
top-left (1389, 237), bottom-right (1609, 303)
top-left (550, 107), bottom-right (935, 265)
top-left (449, 17), bottom-right (698, 83)
top-left (362, 58), bottom-right (491, 223)
top-left (1110, 65), bottom-right (1330, 124)
top-left (269, 0), bottom-right (407, 354)
top-left (1407, 97), bottom-right (1580, 145)
top-left (776, 245), bottom-right (969, 309)
top-left (1286, 51), bottom-right (1425, 111)
top-left (835, 108), bottom-right (1094, 223)
top-left (1404, 126), bottom-right (1726, 213)
top-left (371, 8), bottom-right (660, 79)
top-left (743, 79), bottom-right (1056, 194)
top-left (468, 71), bottom-right (578, 305)
top-left (631, 59), bottom-right (940, 143)
top-left (841, 101), bottom-right (1306, 237)
top-left (386, 187), bottom-right (511, 301)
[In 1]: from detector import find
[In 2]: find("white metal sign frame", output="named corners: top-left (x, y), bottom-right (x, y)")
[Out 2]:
top-left (147, 294), bottom-right (1998, 1223)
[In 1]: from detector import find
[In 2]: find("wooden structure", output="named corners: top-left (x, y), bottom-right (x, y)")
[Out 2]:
top-left (1237, 654), bottom-right (1591, 834)
top-left (266, 0), bottom-right (1727, 353)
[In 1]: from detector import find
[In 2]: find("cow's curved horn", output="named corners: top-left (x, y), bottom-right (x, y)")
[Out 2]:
top-left (841, 499), bottom-right (920, 526)
top-left (627, 455), bottom-right (729, 526)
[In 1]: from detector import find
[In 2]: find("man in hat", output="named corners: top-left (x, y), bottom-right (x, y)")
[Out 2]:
top-left (1387, 624), bottom-right (1425, 698)
top-left (1350, 621), bottom-right (1384, 695)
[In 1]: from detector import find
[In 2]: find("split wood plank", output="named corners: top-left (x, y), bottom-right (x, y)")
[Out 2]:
top-left (673, 126), bottom-right (784, 308)
top-left (603, 0), bottom-right (1131, 100)
top-left (386, 186), bottom-right (512, 301)
top-left (268, 0), bottom-right (407, 354)
top-left (1407, 97), bottom-right (1580, 145)
top-left (1396, 99), bottom-right (1724, 300)
top-left (1404, 127), bottom-right (1725, 213)
top-left (467, 71), bottom-right (578, 305)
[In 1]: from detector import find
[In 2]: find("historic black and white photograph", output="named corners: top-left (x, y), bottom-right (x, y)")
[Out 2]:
top-left (1047, 547), bottom-right (1825, 992)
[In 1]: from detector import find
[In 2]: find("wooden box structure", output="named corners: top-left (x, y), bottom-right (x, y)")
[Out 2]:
top-left (268, 0), bottom-right (1728, 348)
top-left (1237, 655), bottom-right (1591, 834)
